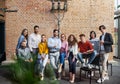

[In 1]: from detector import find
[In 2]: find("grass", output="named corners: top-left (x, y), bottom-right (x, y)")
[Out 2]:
top-left (0, 56), bottom-right (59, 84)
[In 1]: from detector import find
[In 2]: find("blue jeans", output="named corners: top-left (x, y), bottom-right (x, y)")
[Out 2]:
top-left (68, 52), bottom-right (77, 74)
top-left (77, 51), bottom-right (96, 64)
top-left (59, 52), bottom-right (66, 64)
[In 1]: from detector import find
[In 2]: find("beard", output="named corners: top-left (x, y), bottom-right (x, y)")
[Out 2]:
top-left (34, 31), bottom-right (38, 34)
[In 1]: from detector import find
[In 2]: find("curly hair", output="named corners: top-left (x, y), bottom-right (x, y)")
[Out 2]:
top-left (67, 34), bottom-right (77, 46)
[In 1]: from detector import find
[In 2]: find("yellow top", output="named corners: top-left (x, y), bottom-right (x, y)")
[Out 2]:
top-left (38, 42), bottom-right (49, 54)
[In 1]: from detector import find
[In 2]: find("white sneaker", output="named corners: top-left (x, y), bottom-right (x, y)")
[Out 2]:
top-left (58, 67), bottom-right (62, 73)
top-left (88, 72), bottom-right (94, 77)
top-left (41, 76), bottom-right (44, 80)
top-left (104, 76), bottom-right (109, 80)
top-left (97, 78), bottom-right (105, 83)
top-left (81, 63), bottom-right (86, 67)
top-left (87, 64), bottom-right (92, 69)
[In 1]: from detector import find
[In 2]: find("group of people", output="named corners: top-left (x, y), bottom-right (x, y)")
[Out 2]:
top-left (16, 25), bottom-right (113, 83)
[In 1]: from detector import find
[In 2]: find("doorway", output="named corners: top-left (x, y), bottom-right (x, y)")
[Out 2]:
top-left (0, 21), bottom-right (6, 63)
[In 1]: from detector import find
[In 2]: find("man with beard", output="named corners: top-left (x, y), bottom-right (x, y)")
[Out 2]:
top-left (28, 25), bottom-right (41, 54)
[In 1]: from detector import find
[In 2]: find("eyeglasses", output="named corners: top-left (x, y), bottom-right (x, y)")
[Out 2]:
top-left (61, 36), bottom-right (65, 38)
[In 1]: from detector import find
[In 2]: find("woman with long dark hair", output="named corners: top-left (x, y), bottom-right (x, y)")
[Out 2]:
top-left (67, 34), bottom-right (78, 83)
top-left (16, 29), bottom-right (28, 53)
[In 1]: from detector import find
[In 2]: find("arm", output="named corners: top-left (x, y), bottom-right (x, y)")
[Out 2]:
top-left (83, 42), bottom-right (94, 54)
top-left (44, 42), bottom-right (49, 54)
top-left (18, 49), bottom-right (25, 60)
top-left (27, 49), bottom-right (32, 59)
top-left (73, 43), bottom-right (78, 56)
top-left (72, 43), bottom-right (78, 62)
top-left (47, 38), bottom-right (54, 49)
top-left (65, 41), bottom-right (68, 54)
top-left (38, 43), bottom-right (43, 55)
top-left (28, 35), bottom-right (33, 52)
top-left (87, 42), bottom-right (94, 53)
top-left (55, 39), bottom-right (61, 50)
top-left (16, 35), bottom-right (25, 49)
top-left (104, 33), bottom-right (113, 45)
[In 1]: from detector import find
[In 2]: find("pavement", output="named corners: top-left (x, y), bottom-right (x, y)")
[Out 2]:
top-left (0, 58), bottom-right (120, 84)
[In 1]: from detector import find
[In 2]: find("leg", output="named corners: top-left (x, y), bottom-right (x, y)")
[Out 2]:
top-left (50, 54), bottom-right (57, 69)
top-left (102, 53), bottom-right (109, 77)
top-left (77, 52), bottom-right (84, 63)
top-left (70, 59), bottom-right (77, 83)
top-left (68, 53), bottom-right (73, 81)
top-left (42, 54), bottom-right (48, 75)
top-left (62, 61), bottom-right (65, 76)
top-left (97, 53), bottom-right (109, 83)
top-left (39, 59), bottom-right (43, 75)
top-left (58, 52), bottom-right (66, 73)
top-left (55, 52), bottom-right (60, 69)
top-left (88, 52), bottom-right (96, 64)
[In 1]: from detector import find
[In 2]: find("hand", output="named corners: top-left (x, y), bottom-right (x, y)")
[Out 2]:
top-left (41, 56), bottom-right (45, 60)
top-left (65, 57), bottom-right (68, 60)
top-left (72, 57), bottom-right (75, 62)
top-left (100, 41), bottom-right (104, 45)
top-left (82, 52), bottom-right (87, 54)
top-left (41, 54), bottom-right (45, 60)
top-left (25, 60), bottom-right (29, 62)
top-left (53, 45), bottom-right (56, 48)
top-left (29, 58), bottom-right (33, 62)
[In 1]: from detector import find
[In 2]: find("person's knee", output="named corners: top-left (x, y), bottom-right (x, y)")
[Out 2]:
top-left (77, 53), bottom-right (82, 59)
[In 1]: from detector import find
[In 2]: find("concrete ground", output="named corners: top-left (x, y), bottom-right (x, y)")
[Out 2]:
top-left (59, 58), bottom-right (120, 84)
top-left (0, 58), bottom-right (120, 84)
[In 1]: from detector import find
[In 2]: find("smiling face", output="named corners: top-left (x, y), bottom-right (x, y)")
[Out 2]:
top-left (23, 30), bottom-right (28, 37)
top-left (91, 32), bottom-right (95, 39)
top-left (34, 27), bottom-right (39, 34)
top-left (53, 30), bottom-right (58, 37)
top-left (79, 34), bottom-right (86, 43)
top-left (21, 40), bottom-right (27, 47)
top-left (61, 34), bottom-right (66, 41)
top-left (41, 35), bottom-right (46, 42)
top-left (70, 35), bottom-right (74, 42)
top-left (100, 27), bottom-right (106, 34)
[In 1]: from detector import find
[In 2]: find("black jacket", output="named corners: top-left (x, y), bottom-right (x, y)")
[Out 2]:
top-left (100, 33), bottom-right (113, 53)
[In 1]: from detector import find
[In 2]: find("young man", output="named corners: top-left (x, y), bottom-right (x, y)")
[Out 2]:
top-left (48, 29), bottom-right (61, 70)
top-left (77, 34), bottom-right (96, 69)
top-left (28, 25), bottom-right (41, 54)
top-left (18, 40), bottom-right (33, 62)
top-left (97, 25), bottom-right (113, 83)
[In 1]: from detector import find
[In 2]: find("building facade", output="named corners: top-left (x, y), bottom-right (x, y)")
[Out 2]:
top-left (114, 0), bottom-right (120, 58)
top-left (0, 0), bottom-right (114, 60)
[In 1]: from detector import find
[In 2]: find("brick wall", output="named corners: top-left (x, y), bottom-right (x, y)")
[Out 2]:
top-left (5, 0), bottom-right (114, 60)
top-left (0, 0), bottom-right (5, 21)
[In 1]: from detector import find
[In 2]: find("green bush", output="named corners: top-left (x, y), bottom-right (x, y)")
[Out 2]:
top-left (8, 59), bottom-right (39, 84)
top-left (0, 57), bottom-right (59, 84)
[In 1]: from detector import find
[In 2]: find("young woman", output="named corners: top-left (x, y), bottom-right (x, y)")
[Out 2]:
top-left (89, 31), bottom-right (99, 41)
top-left (89, 31), bottom-right (100, 77)
top-left (38, 34), bottom-right (49, 80)
top-left (89, 31), bottom-right (99, 55)
top-left (67, 34), bottom-right (78, 83)
top-left (58, 34), bottom-right (68, 79)
top-left (16, 29), bottom-right (28, 53)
